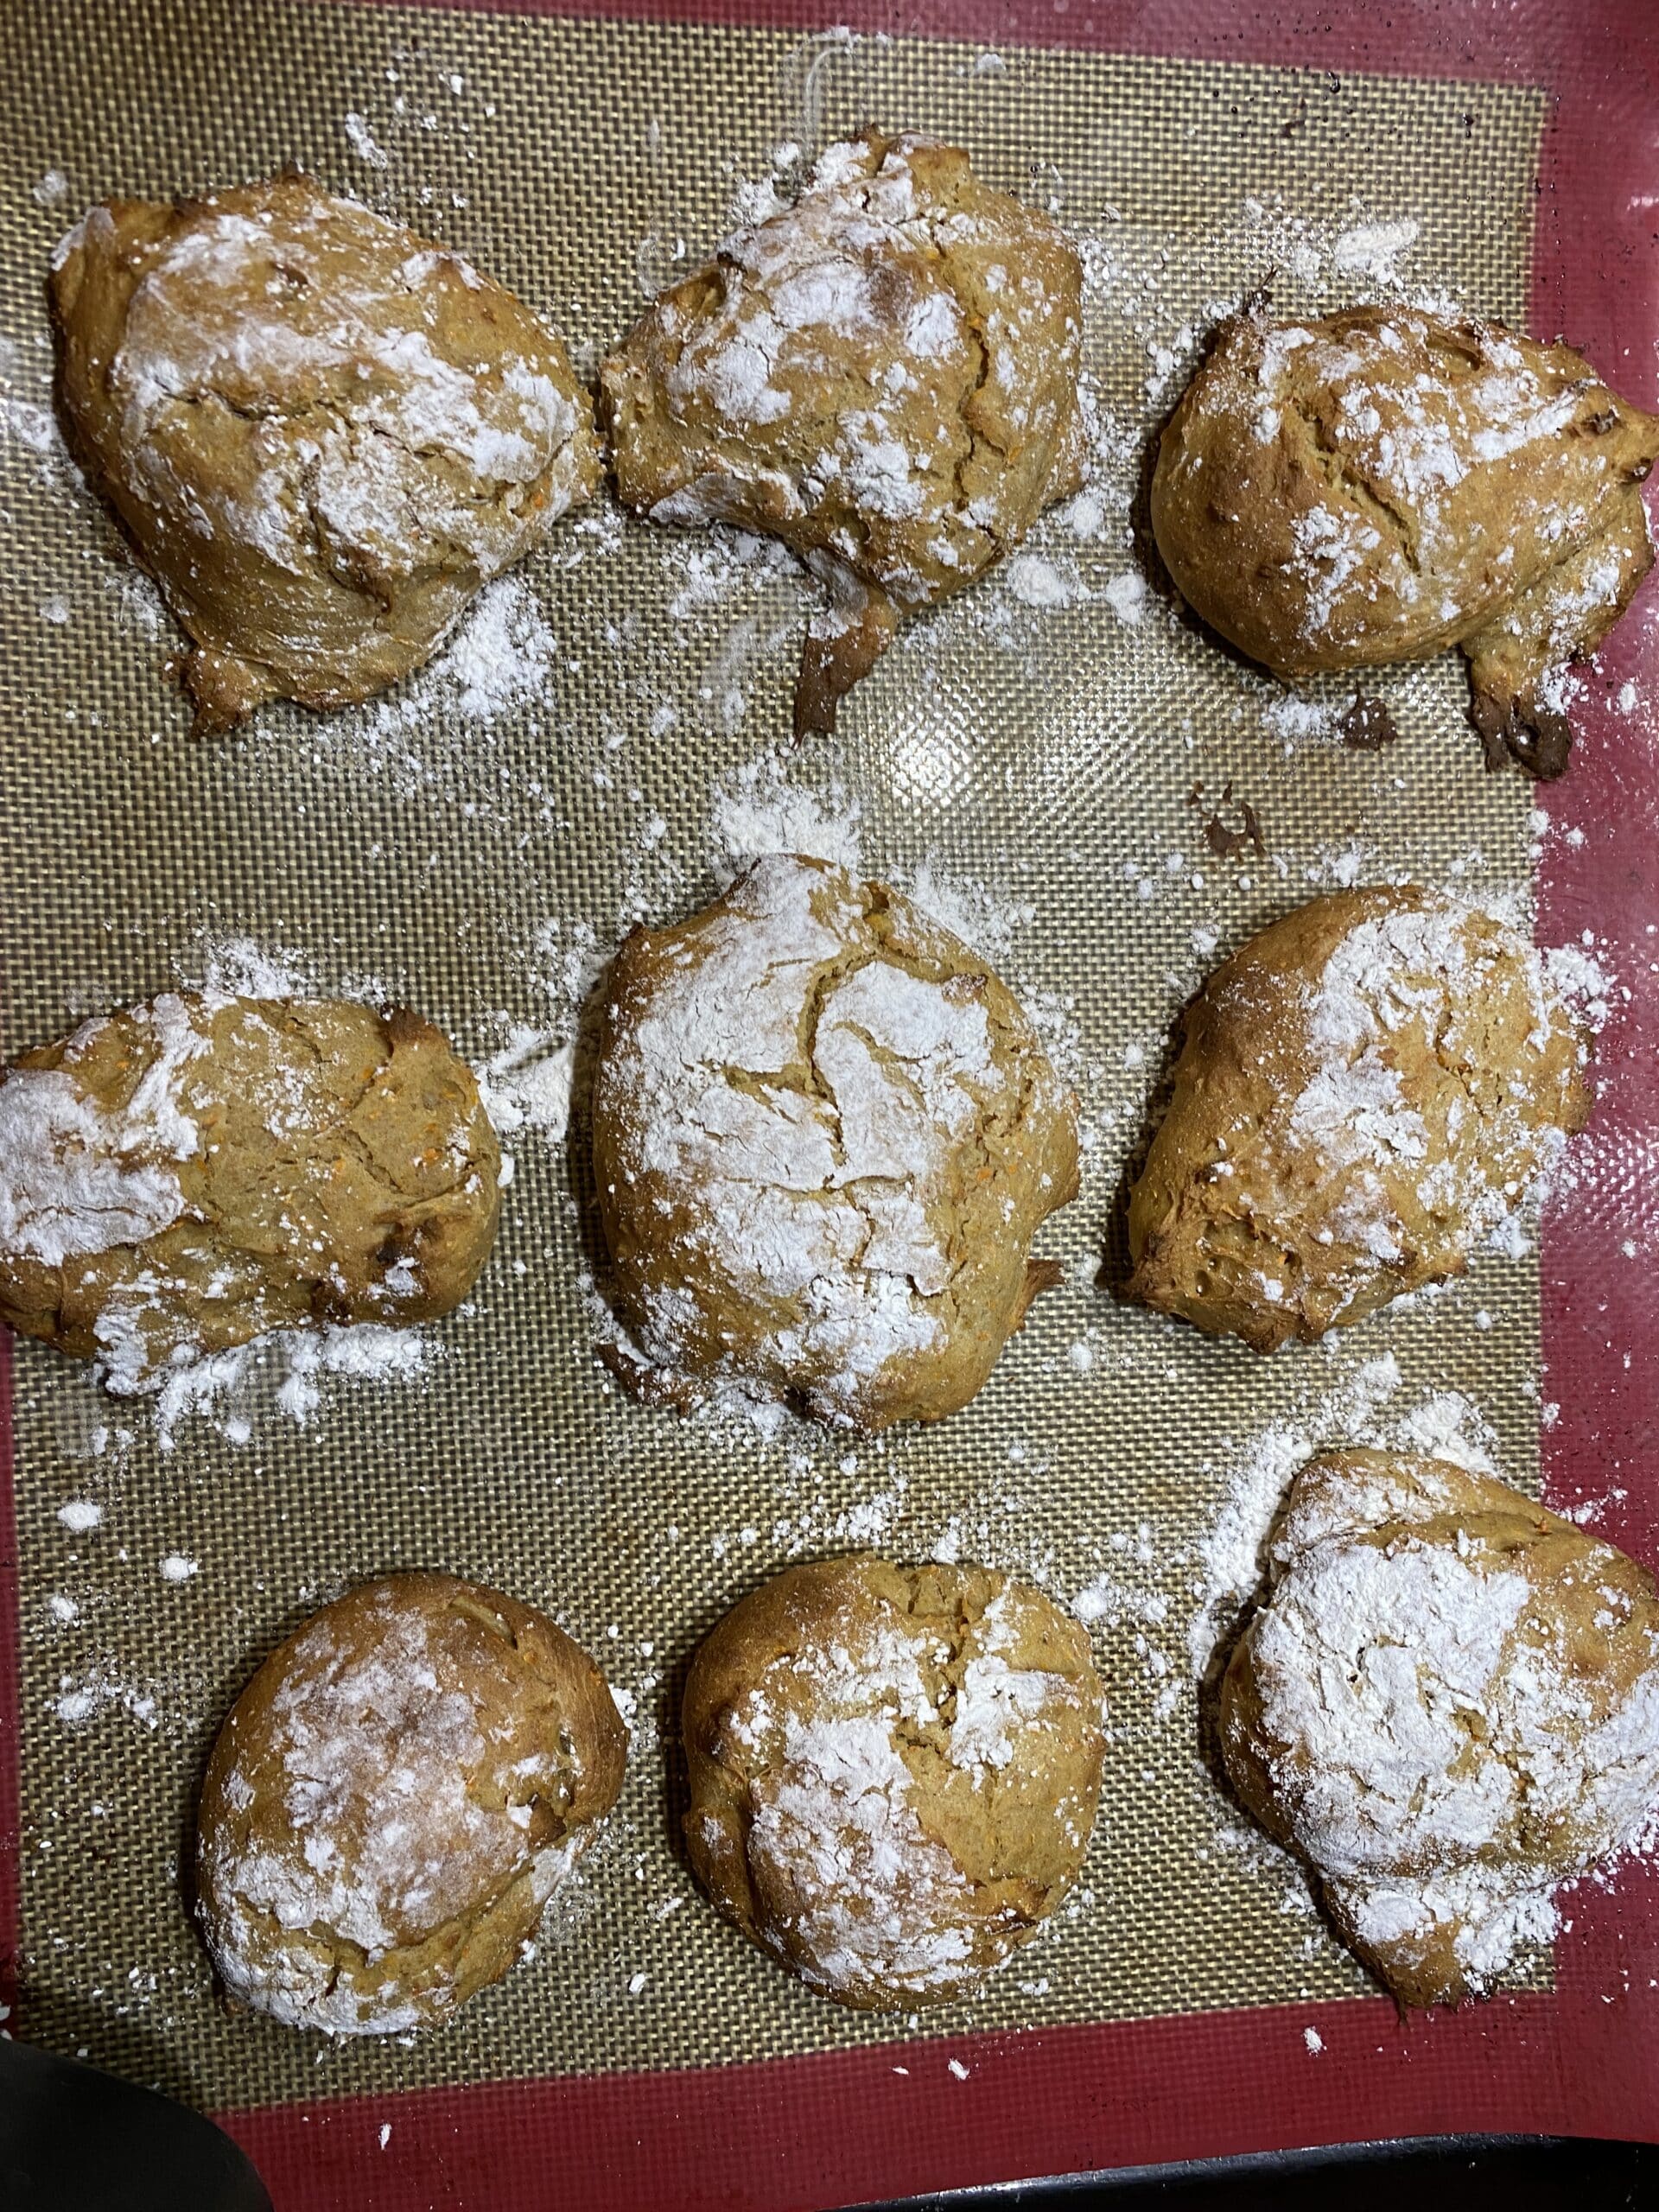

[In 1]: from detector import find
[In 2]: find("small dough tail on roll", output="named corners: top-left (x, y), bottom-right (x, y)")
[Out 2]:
top-left (1463, 479), bottom-right (1656, 777)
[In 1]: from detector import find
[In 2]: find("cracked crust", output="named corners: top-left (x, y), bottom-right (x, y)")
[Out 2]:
top-left (683, 1553), bottom-right (1105, 2008)
top-left (1219, 1452), bottom-right (1659, 2007)
top-left (600, 131), bottom-right (1084, 734)
top-left (1150, 305), bottom-right (1659, 776)
top-left (1126, 887), bottom-right (1593, 1351)
top-left (49, 170), bottom-right (600, 730)
top-left (195, 1573), bottom-right (628, 2033)
top-left (0, 993), bottom-right (500, 1380)
top-left (590, 853), bottom-right (1078, 1430)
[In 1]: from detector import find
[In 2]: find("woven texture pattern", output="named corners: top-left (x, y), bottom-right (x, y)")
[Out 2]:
top-left (0, 0), bottom-right (1546, 2112)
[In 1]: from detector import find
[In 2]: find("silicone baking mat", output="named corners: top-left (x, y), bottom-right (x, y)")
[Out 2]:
top-left (0, 0), bottom-right (1656, 2205)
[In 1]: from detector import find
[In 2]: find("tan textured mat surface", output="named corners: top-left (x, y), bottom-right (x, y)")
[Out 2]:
top-left (0, 0), bottom-right (1547, 2109)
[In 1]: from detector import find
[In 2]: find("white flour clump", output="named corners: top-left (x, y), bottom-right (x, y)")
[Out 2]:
top-left (1329, 217), bottom-right (1420, 282)
top-left (440, 575), bottom-right (558, 721)
top-left (190, 937), bottom-right (316, 1001)
top-left (474, 918), bottom-right (605, 1159)
top-left (902, 857), bottom-right (1033, 969)
top-left (1002, 553), bottom-right (1090, 612)
top-left (477, 1030), bottom-right (576, 1151)
top-left (97, 1322), bottom-right (441, 1453)
top-left (54, 1663), bottom-right (160, 1732)
top-left (360, 574), bottom-right (558, 745)
top-left (707, 747), bottom-right (863, 879)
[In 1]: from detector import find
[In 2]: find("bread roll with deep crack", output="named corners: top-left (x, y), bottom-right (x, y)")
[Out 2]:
top-left (683, 1553), bottom-right (1105, 2007)
top-left (591, 853), bottom-right (1078, 1430)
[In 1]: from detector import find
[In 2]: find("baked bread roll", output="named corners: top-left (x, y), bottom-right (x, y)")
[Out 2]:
top-left (196, 1573), bottom-right (627, 2033)
top-left (50, 171), bottom-right (600, 730)
top-left (591, 852), bottom-right (1078, 1430)
top-left (683, 1554), bottom-right (1105, 2007)
top-left (1126, 887), bottom-right (1594, 1350)
top-left (0, 993), bottom-right (499, 1386)
top-left (1151, 305), bottom-right (1659, 776)
top-left (1219, 1450), bottom-right (1659, 2006)
top-left (601, 131), bottom-right (1084, 736)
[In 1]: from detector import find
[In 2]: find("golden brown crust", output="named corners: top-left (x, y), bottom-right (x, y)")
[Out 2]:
top-left (590, 853), bottom-right (1078, 1430)
top-left (49, 171), bottom-right (599, 729)
top-left (1217, 1451), bottom-right (1659, 2007)
top-left (601, 131), bottom-right (1084, 733)
top-left (1125, 887), bottom-right (1593, 1351)
top-left (195, 1573), bottom-right (627, 2033)
top-left (1150, 305), bottom-right (1659, 773)
top-left (683, 1554), bottom-right (1105, 2008)
top-left (0, 993), bottom-right (500, 1380)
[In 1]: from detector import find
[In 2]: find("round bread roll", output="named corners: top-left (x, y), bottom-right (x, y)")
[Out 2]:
top-left (1126, 887), bottom-right (1597, 1351)
top-left (1150, 305), bottom-right (1659, 775)
top-left (591, 852), bottom-right (1078, 1431)
top-left (601, 130), bottom-right (1084, 735)
top-left (0, 993), bottom-right (499, 1386)
top-left (1219, 1450), bottom-right (1659, 2006)
top-left (683, 1554), bottom-right (1105, 2008)
top-left (50, 171), bottom-right (600, 730)
top-left (196, 1573), bottom-right (627, 2034)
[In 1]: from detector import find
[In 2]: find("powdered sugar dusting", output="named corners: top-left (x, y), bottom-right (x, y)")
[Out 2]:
top-left (596, 852), bottom-right (1068, 1424)
top-left (726, 1580), bottom-right (1089, 1999)
top-left (1241, 1452), bottom-right (1659, 1993)
top-left (201, 1585), bottom-right (598, 2033)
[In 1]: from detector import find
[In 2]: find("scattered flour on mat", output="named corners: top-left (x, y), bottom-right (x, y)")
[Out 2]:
top-left (704, 750), bottom-right (1038, 975)
top-left (474, 918), bottom-right (605, 1156)
top-left (476, 1029), bottom-right (577, 1154)
top-left (1185, 1356), bottom-right (1502, 1679)
top-left (342, 111), bottom-right (390, 169)
top-left (707, 747), bottom-right (865, 877)
top-left (1002, 552), bottom-right (1091, 612)
top-left (54, 1665), bottom-right (159, 1731)
top-left (92, 1322), bottom-right (442, 1455)
top-left (348, 574), bottom-right (560, 760)
top-left (1328, 216), bottom-right (1420, 280)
